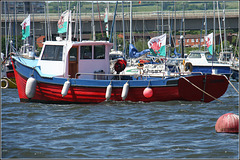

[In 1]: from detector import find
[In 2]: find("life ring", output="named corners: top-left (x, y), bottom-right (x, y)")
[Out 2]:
top-left (1, 79), bottom-right (8, 89)
top-left (184, 62), bottom-right (193, 72)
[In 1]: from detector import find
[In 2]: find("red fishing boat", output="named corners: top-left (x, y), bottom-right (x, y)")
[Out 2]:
top-left (11, 38), bottom-right (229, 104)
top-left (10, 10), bottom-right (229, 104)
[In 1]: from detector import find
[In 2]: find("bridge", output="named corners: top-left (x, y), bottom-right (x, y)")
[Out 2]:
top-left (1, 9), bottom-right (239, 38)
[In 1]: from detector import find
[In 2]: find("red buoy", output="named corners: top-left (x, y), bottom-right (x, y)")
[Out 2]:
top-left (215, 113), bottom-right (239, 133)
top-left (143, 87), bottom-right (153, 98)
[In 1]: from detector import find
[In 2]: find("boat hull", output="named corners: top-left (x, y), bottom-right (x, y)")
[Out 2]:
top-left (12, 56), bottom-right (229, 104)
top-left (191, 65), bottom-right (231, 77)
top-left (14, 70), bottom-right (180, 103)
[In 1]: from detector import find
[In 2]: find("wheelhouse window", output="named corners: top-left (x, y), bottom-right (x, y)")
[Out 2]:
top-left (69, 47), bottom-right (78, 61)
top-left (206, 53), bottom-right (218, 62)
top-left (94, 45), bottom-right (105, 59)
top-left (80, 46), bottom-right (92, 59)
top-left (41, 45), bottom-right (63, 61)
top-left (188, 53), bottom-right (201, 58)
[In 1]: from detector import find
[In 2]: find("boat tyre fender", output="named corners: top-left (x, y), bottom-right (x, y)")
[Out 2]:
top-left (184, 62), bottom-right (193, 72)
top-left (1, 79), bottom-right (8, 89)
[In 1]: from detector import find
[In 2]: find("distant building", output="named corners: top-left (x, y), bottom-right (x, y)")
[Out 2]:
top-left (2, 2), bottom-right (45, 14)
top-left (175, 35), bottom-right (205, 48)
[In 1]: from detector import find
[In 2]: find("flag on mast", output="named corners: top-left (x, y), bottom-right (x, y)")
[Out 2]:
top-left (57, 10), bottom-right (70, 34)
top-left (204, 32), bottom-right (213, 55)
top-left (20, 15), bottom-right (30, 40)
top-left (148, 33), bottom-right (166, 56)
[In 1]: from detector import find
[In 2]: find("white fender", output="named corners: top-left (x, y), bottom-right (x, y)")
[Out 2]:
top-left (61, 80), bottom-right (71, 97)
top-left (25, 77), bottom-right (37, 98)
top-left (1, 79), bottom-right (9, 89)
top-left (121, 82), bottom-right (129, 100)
top-left (105, 84), bottom-right (112, 100)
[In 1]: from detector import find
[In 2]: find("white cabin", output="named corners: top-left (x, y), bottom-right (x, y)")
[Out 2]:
top-left (37, 40), bottom-right (113, 79)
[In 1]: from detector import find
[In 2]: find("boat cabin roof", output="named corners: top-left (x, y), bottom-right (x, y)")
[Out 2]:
top-left (187, 50), bottom-right (218, 63)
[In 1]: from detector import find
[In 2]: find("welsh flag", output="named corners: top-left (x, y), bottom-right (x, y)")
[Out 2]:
top-left (204, 33), bottom-right (213, 55)
top-left (20, 15), bottom-right (30, 40)
top-left (148, 33), bottom-right (166, 56)
top-left (57, 10), bottom-right (70, 34)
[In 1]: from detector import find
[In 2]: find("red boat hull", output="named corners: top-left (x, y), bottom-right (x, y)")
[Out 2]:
top-left (14, 67), bottom-right (228, 103)
top-left (179, 75), bottom-right (229, 102)
top-left (15, 70), bottom-right (180, 103)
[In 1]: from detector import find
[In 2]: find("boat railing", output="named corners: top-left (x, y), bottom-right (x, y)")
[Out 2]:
top-left (75, 71), bottom-right (203, 80)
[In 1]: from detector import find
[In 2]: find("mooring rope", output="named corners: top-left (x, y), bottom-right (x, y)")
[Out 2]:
top-left (181, 76), bottom-right (223, 103)
top-left (224, 76), bottom-right (239, 94)
top-left (2, 77), bottom-right (17, 87)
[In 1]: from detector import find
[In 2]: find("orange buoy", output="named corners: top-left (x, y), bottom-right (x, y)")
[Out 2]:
top-left (215, 113), bottom-right (239, 133)
top-left (143, 87), bottom-right (153, 98)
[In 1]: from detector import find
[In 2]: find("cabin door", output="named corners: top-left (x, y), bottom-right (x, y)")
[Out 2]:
top-left (68, 47), bottom-right (78, 78)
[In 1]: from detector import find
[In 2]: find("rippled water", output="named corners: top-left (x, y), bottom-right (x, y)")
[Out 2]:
top-left (1, 82), bottom-right (239, 159)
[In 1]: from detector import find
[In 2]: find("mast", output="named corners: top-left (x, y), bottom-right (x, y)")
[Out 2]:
top-left (122, 1), bottom-right (126, 57)
top-left (79, 1), bottom-right (82, 42)
top-left (174, 1), bottom-right (176, 49)
top-left (223, 1), bottom-right (227, 51)
top-left (213, 1), bottom-right (215, 54)
top-left (183, 2), bottom-right (185, 47)
top-left (44, 2), bottom-right (47, 41)
top-left (162, 1), bottom-right (164, 34)
top-left (4, 1), bottom-right (8, 57)
top-left (68, 2), bottom-right (72, 41)
top-left (15, 2), bottom-right (17, 49)
top-left (204, 3), bottom-right (207, 51)
top-left (74, 5), bottom-right (78, 39)
top-left (114, 10), bottom-right (117, 50)
top-left (32, 4), bottom-right (35, 52)
top-left (217, 1), bottom-right (223, 53)
top-left (130, 1), bottom-right (132, 44)
top-left (92, 2), bottom-right (95, 41)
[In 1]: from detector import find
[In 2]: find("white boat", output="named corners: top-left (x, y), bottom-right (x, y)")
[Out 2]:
top-left (183, 51), bottom-right (231, 77)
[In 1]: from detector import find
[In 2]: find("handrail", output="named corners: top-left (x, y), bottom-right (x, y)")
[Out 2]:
top-left (74, 71), bottom-right (203, 79)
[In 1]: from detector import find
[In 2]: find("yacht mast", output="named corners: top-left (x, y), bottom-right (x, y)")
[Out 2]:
top-left (130, 1), bottom-right (132, 44)
top-left (92, 2), bottom-right (96, 41)
top-left (122, 1), bottom-right (126, 57)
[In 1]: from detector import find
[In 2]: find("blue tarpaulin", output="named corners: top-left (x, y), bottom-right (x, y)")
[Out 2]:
top-left (129, 44), bottom-right (150, 58)
top-left (174, 48), bottom-right (181, 58)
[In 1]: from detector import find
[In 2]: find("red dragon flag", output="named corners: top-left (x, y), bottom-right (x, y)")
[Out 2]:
top-left (20, 15), bottom-right (30, 40)
top-left (57, 10), bottom-right (70, 34)
top-left (204, 32), bottom-right (213, 55)
top-left (148, 33), bottom-right (166, 56)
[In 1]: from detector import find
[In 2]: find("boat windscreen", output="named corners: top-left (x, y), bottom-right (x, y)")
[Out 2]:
top-left (41, 45), bottom-right (63, 61)
top-left (94, 45), bottom-right (105, 59)
top-left (206, 53), bottom-right (218, 62)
